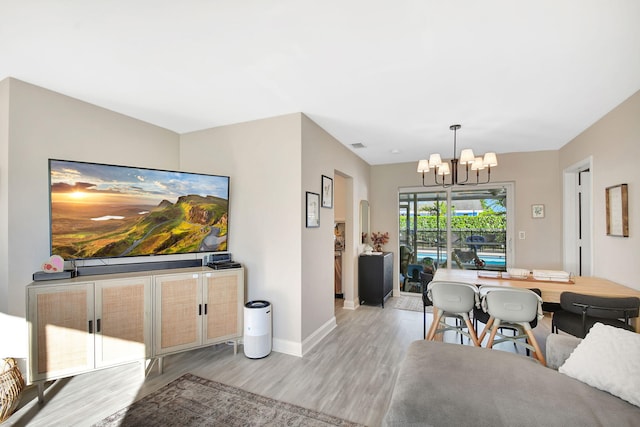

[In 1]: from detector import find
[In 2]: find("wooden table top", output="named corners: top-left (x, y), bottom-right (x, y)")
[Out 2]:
top-left (433, 268), bottom-right (640, 304)
top-left (434, 268), bottom-right (640, 332)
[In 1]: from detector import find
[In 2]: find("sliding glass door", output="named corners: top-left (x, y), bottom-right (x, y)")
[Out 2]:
top-left (399, 184), bottom-right (513, 294)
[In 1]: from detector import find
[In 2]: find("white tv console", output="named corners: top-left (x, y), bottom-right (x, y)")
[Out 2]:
top-left (26, 266), bottom-right (244, 402)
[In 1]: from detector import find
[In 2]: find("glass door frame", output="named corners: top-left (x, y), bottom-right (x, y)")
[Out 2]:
top-left (398, 182), bottom-right (515, 287)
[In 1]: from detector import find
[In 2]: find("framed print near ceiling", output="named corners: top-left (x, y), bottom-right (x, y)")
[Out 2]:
top-left (606, 184), bottom-right (628, 237)
top-left (321, 175), bottom-right (333, 208)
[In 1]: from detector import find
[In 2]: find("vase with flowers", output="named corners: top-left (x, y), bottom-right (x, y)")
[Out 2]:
top-left (370, 231), bottom-right (389, 252)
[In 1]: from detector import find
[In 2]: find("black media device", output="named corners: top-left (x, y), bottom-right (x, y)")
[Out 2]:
top-left (206, 253), bottom-right (240, 269)
top-left (208, 253), bottom-right (232, 264)
top-left (208, 262), bottom-right (242, 270)
top-left (33, 270), bottom-right (76, 281)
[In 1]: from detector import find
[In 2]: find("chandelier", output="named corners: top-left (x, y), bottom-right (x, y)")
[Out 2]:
top-left (417, 124), bottom-right (498, 187)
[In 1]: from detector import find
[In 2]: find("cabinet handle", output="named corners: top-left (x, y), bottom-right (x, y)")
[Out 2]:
top-left (198, 304), bottom-right (202, 316)
top-left (204, 304), bottom-right (208, 315)
top-left (88, 320), bottom-right (93, 334)
top-left (96, 318), bottom-right (101, 333)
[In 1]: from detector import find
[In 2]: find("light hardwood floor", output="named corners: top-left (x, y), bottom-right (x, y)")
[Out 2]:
top-left (5, 297), bottom-right (551, 427)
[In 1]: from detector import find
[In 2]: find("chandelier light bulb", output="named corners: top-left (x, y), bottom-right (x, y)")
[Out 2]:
top-left (471, 157), bottom-right (485, 171)
top-left (437, 162), bottom-right (450, 176)
top-left (417, 159), bottom-right (430, 173)
top-left (459, 148), bottom-right (475, 165)
top-left (428, 153), bottom-right (442, 167)
top-left (483, 152), bottom-right (498, 167)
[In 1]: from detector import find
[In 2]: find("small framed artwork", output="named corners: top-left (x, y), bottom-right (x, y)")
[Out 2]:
top-left (606, 184), bottom-right (628, 237)
top-left (321, 175), bottom-right (333, 208)
top-left (306, 191), bottom-right (320, 228)
top-left (532, 204), bottom-right (545, 219)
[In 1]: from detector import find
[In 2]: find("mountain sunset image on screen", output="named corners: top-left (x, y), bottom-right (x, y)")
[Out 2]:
top-left (49, 159), bottom-right (230, 260)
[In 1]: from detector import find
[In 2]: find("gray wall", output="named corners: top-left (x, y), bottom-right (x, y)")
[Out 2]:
top-left (180, 114), bottom-right (305, 354)
top-left (559, 90), bottom-right (640, 288)
top-left (1, 78), bottom-right (638, 363)
top-left (369, 149), bottom-right (562, 293)
top-left (0, 78), bottom-right (9, 310)
top-left (300, 115), bottom-right (370, 346)
top-left (1, 78), bottom-right (179, 318)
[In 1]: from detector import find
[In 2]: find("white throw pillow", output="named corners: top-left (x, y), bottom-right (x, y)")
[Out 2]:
top-left (559, 322), bottom-right (640, 407)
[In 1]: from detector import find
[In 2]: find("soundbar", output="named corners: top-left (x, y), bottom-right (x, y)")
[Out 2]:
top-left (33, 270), bottom-right (76, 281)
top-left (75, 259), bottom-right (203, 276)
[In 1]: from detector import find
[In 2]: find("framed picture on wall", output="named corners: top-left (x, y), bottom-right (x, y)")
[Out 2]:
top-left (531, 204), bottom-right (545, 219)
top-left (306, 191), bottom-right (320, 228)
top-left (321, 175), bottom-right (333, 208)
top-left (606, 184), bottom-right (628, 237)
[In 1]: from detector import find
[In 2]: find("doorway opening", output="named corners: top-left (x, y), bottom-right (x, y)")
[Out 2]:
top-left (563, 157), bottom-right (593, 276)
top-left (333, 171), bottom-right (355, 312)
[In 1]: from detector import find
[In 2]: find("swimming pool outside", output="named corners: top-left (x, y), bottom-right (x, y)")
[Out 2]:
top-left (417, 250), bottom-right (506, 268)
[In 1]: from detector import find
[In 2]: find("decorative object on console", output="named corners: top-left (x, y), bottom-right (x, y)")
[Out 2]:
top-left (41, 254), bottom-right (64, 272)
top-left (33, 254), bottom-right (75, 281)
top-left (417, 124), bottom-right (498, 187)
top-left (370, 231), bottom-right (389, 252)
top-left (321, 175), bottom-right (333, 209)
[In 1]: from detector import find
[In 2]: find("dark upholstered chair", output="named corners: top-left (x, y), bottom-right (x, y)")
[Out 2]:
top-left (399, 245), bottom-right (413, 288)
top-left (466, 235), bottom-right (485, 252)
top-left (405, 263), bottom-right (423, 292)
top-left (420, 271), bottom-right (434, 338)
top-left (552, 292), bottom-right (640, 338)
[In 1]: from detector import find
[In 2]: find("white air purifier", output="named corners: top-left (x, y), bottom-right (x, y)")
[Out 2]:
top-left (243, 300), bottom-right (272, 358)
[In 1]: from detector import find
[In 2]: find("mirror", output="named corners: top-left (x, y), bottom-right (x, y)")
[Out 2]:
top-left (359, 200), bottom-right (370, 244)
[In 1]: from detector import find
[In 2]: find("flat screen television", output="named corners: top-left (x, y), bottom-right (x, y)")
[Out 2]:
top-left (49, 159), bottom-right (230, 260)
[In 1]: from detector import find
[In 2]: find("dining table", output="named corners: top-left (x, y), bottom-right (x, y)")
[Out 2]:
top-left (433, 268), bottom-right (640, 332)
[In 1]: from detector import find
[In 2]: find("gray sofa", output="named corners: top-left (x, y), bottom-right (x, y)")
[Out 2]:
top-left (383, 336), bottom-right (640, 426)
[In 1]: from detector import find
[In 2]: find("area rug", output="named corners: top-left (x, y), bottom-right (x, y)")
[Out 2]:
top-left (386, 296), bottom-right (429, 313)
top-left (93, 373), bottom-right (364, 427)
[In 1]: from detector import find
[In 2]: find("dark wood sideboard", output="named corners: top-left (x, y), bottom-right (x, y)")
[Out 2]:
top-left (359, 252), bottom-right (393, 307)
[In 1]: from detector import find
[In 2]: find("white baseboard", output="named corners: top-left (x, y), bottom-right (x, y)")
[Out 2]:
top-left (272, 337), bottom-right (303, 357)
top-left (301, 316), bottom-right (337, 356)
top-left (342, 299), bottom-right (357, 310)
top-left (270, 316), bottom-right (338, 357)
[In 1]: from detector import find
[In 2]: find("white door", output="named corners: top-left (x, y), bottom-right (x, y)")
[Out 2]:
top-left (563, 158), bottom-right (593, 276)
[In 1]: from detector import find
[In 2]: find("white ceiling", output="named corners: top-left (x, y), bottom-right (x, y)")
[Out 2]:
top-left (1, 1), bottom-right (639, 165)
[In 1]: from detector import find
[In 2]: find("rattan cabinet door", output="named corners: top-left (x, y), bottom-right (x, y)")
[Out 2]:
top-left (154, 272), bottom-right (203, 355)
top-left (202, 269), bottom-right (244, 344)
top-left (28, 283), bottom-right (95, 381)
top-left (95, 277), bottom-right (152, 367)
